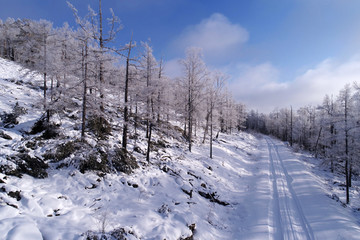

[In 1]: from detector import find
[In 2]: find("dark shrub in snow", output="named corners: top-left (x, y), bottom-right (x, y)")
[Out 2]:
top-left (79, 151), bottom-right (109, 174)
top-left (1, 112), bottom-right (18, 127)
top-left (8, 190), bottom-right (21, 201)
top-left (0, 130), bottom-right (12, 140)
top-left (88, 115), bottom-right (111, 140)
top-left (55, 141), bottom-right (78, 161)
top-left (42, 126), bottom-right (59, 139)
top-left (30, 116), bottom-right (58, 139)
top-left (0, 164), bottom-right (22, 178)
top-left (30, 117), bottom-right (47, 134)
top-left (112, 148), bottom-right (138, 174)
top-left (0, 102), bottom-right (27, 128)
top-left (83, 227), bottom-right (136, 240)
top-left (9, 153), bottom-right (48, 178)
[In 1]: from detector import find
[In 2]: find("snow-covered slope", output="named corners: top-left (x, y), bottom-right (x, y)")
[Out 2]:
top-left (0, 131), bottom-right (258, 240)
top-left (0, 58), bottom-right (43, 173)
top-left (0, 58), bottom-right (42, 113)
top-left (1, 58), bottom-right (360, 240)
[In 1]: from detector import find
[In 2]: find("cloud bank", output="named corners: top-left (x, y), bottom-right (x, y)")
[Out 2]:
top-left (229, 57), bottom-right (360, 113)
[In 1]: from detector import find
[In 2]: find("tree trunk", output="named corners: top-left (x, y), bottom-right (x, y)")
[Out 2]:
top-left (146, 119), bottom-right (149, 138)
top-left (134, 101), bottom-right (138, 138)
top-left (349, 157), bottom-right (352, 187)
top-left (157, 91), bottom-right (161, 124)
top-left (202, 111), bottom-right (210, 144)
top-left (122, 35), bottom-right (133, 150)
top-left (50, 77), bottom-right (54, 102)
top-left (188, 115), bottom-right (192, 152)
top-left (345, 97), bottom-right (350, 204)
top-left (98, 0), bottom-right (105, 112)
top-left (290, 106), bottom-right (293, 146)
top-left (145, 50), bottom-right (152, 138)
top-left (330, 123), bottom-right (335, 173)
top-left (194, 119), bottom-right (197, 137)
top-left (188, 75), bottom-right (192, 152)
top-left (345, 156), bottom-right (349, 204)
top-left (146, 123), bottom-right (153, 163)
top-left (210, 106), bottom-right (213, 159)
top-left (43, 35), bottom-right (49, 122)
top-left (81, 43), bottom-right (88, 141)
top-left (157, 58), bottom-right (163, 124)
top-left (314, 126), bottom-right (322, 158)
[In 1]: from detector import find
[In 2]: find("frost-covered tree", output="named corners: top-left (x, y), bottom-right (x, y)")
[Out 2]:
top-left (202, 71), bottom-right (226, 158)
top-left (316, 95), bottom-right (337, 171)
top-left (235, 103), bottom-right (247, 131)
top-left (14, 19), bottom-right (56, 121)
top-left (0, 18), bottom-right (20, 60)
top-left (122, 36), bottom-right (135, 151)
top-left (179, 47), bottom-right (207, 152)
top-left (139, 41), bottom-right (158, 138)
top-left (336, 84), bottom-right (355, 204)
top-left (68, 0), bottom-right (121, 113)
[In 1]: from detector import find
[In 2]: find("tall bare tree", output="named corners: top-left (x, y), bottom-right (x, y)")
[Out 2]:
top-left (180, 47), bottom-right (207, 152)
top-left (122, 35), bottom-right (135, 151)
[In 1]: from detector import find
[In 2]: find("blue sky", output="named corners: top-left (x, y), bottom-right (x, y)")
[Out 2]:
top-left (2, 0), bottom-right (360, 112)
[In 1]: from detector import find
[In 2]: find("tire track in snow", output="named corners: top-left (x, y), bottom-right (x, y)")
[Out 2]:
top-left (266, 137), bottom-right (314, 240)
top-left (267, 138), bottom-right (284, 240)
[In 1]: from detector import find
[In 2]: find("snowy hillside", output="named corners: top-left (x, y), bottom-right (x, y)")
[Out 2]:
top-left (1, 58), bottom-right (360, 239)
top-left (0, 58), bottom-right (44, 173)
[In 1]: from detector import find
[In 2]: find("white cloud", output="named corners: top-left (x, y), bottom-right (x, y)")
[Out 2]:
top-left (229, 57), bottom-right (360, 113)
top-left (228, 63), bottom-right (286, 112)
top-left (288, 57), bottom-right (360, 106)
top-left (164, 58), bottom-right (182, 79)
top-left (171, 13), bottom-right (249, 61)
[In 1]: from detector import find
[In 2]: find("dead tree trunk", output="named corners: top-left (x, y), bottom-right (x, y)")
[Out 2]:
top-left (210, 105), bottom-right (213, 159)
top-left (122, 35), bottom-right (134, 151)
top-left (98, 0), bottom-right (105, 112)
top-left (146, 123), bottom-right (153, 163)
top-left (81, 42), bottom-right (88, 141)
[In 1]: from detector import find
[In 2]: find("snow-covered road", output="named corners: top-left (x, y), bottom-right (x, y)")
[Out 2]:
top-left (266, 137), bottom-right (314, 240)
top-left (248, 136), bottom-right (360, 240)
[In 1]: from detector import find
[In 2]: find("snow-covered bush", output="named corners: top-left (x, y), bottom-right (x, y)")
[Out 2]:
top-left (7, 153), bottom-right (48, 178)
top-left (30, 116), bottom-right (58, 139)
top-left (87, 115), bottom-right (112, 140)
top-left (0, 102), bottom-right (27, 127)
top-left (111, 148), bottom-right (138, 174)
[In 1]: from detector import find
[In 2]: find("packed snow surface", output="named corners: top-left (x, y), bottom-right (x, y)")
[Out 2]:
top-left (1, 58), bottom-right (360, 239)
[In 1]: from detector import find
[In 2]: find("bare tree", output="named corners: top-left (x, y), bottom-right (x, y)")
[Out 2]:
top-left (180, 47), bottom-right (207, 152)
top-left (139, 41), bottom-right (158, 138)
top-left (338, 85), bottom-right (353, 204)
top-left (122, 35), bottom-right (135, 150)
top-left (202, 71), bottom-right (226, 158)
top-left (67, 0), bottom-right (121, 113)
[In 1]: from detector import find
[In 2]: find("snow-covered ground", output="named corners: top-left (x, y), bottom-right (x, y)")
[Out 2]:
top-left (1, 132), bottom-right (360, 239)
top-left (1, 58), bottom-right (360, 239)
